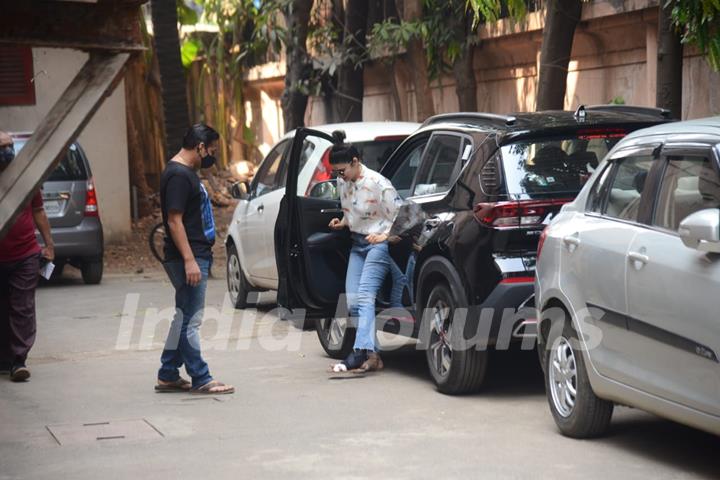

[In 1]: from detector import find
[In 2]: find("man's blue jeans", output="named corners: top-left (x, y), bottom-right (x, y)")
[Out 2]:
top-left (158, 257), bottom-right (213, 388)
top-left (346, 234), bottom-right (391, 351)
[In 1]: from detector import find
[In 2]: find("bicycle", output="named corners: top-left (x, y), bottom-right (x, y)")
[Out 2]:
top-left (148, 221), bottom-right (214, 277)
top-left (149, 221), bottom-right (165, 263)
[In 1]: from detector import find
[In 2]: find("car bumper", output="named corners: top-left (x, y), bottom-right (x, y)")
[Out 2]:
top-left (37, 217), bottom-right (104, 259)
top-left (463, 279), bottom-right (537, 347)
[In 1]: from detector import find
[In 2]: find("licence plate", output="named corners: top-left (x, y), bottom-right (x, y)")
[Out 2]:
top-left (43, 199), bottom-right (62, 216)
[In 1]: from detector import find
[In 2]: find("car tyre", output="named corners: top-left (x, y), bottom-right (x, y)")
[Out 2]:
top-left (226, 243), bottom-right (255, 309)
top-left (315, 317), bottom-right (356, 360)
top-left (423, 282), bottom-right (488, 394)
top-left (81, 259), bottom-right (103, 285)
top-left (544, 313), bottom-right (613, 438)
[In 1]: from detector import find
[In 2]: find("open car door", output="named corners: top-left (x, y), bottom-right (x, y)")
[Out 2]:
top-left (275, 128), bottom-right (350, 318)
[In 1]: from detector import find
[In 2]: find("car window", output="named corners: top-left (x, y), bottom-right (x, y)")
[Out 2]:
top-left (586, 163), bottom-right (613, 213)
top-left (653, 154), bottom-right (720, 231)
top-left (603, 155), bottom-right (654, 221)
top-left (501, 134), bottom-right (622, 200)
top-left (253, 140), bottom-right (288, 197)
top-left (48, 144), bottom-right (88, 181)
top-left (15, 139), bottom-right (88, 181)
top-left (412, 134), bottom-right (464, 196)
top-left (389, 141), bottom-right (427, 198)
top-left (355, 140), bottom-right (404, 171)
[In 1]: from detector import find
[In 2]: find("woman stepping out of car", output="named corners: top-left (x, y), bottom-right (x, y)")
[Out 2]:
top-left (327, 131), bottom-right (403, 376)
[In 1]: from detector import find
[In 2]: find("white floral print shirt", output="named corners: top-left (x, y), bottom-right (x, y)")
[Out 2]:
top-left (338, 164), bottom-right (403, 235)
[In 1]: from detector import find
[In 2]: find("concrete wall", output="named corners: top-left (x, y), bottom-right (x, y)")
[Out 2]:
top-left (362, 3), bottom-right (720, 122)
top-left (0, 47), bottom-right (130, 243)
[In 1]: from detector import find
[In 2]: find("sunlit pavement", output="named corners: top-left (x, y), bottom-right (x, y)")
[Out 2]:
top-left (0, 271), bottom-right (718, 479)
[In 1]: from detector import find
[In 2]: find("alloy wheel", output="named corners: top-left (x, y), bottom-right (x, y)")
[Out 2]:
top-left (549, 336), bottom-right (578, 418)
top-left (428, 300), bottom-right (453, 378)
top-left (320, 317), bottom-right (348, 350)
top-left (227, 254), bottom-right (241, 300)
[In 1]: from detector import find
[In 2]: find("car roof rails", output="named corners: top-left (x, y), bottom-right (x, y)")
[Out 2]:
top-left (583, 104), bottom-right (672, 119)
top-left (421, 112), bottom-right (517, 128)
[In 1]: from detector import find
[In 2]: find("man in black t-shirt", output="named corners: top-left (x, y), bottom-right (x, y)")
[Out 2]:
top-left (156, 124), bottom-right (234, 395)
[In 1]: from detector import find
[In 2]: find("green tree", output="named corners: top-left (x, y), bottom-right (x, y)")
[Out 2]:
top-left (669, 0), bottom-right (720, 70)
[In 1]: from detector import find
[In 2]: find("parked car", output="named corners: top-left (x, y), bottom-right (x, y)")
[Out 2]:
top-left (535, 116), bottom-right (720, 438)
top-left (274, 106), bottom-right (672, 394)
top-left (225, 122), bottom-right (419, 308)
top-left (12, 133), bottom-right (104, 284)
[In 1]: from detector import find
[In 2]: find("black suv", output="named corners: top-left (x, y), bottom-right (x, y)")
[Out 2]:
top-left (275, 105), bottom-right (672, 394)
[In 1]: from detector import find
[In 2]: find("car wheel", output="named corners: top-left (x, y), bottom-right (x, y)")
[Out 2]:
top-left (423, 282), bottom-right (488, 394)
top-left (315, 317), bottom-right (356, 360)
top-left (544, 315), bottom-right (613, 438)
top-left (81, 259), bottom-right (103, 285)
top-left (226, 243), bottom-right (254, 309)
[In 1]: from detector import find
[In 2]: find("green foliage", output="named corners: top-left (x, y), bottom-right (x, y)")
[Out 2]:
top-left (608, 96), bottom-right (626, 105)
top-left (180, 38), bottom-right (201, 68)
top-left (369, 0), bottom-right (525, 81)
top-left (467, 0), bottom-right (527, 27)
top-left (177, 0), bottom-right (199, 25)
top-left (668, 0), bottom-right (720, 70)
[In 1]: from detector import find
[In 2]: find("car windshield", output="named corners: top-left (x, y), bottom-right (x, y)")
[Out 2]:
top-left (354, 140), bottom-right (403, 171)
top-left (501, 132), bottom-right (624, 199)
top-left (14, 139), bottom-right (88, 181)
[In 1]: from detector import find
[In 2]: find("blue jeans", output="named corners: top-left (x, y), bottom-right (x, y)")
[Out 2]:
top-left (158, 257), bottom-right (213, 388)
top-left (346, 234), bottom-right (391, 351)
top-left (389, 251), bottom-right (416, 308)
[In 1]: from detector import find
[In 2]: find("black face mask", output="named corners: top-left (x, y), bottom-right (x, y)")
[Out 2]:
top-left (201, 154), bottom-right (216, 169)
top-left (197, 144), bottom-right (216, 169)
top-left (0, 145), bottom-right (15, 166)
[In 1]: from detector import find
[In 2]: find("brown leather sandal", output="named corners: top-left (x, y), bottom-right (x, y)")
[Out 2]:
top-left (191, 380), bottom-right (235, 395)
top-left (154, 378), bottom-right (191, 393)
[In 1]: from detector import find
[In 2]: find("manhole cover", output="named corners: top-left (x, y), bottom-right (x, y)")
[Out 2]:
top-left (46, 419), bottom-right (163, 446)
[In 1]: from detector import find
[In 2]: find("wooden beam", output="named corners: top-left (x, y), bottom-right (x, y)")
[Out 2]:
top-left (0, 1), bottom-right (146, 51)
top-left (0, 53), bottom-right (130, 238)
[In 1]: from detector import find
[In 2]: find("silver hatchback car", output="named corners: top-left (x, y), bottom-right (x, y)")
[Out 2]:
top-left (535, 117), bottom-right (720, 438)
top-left (12, 133), bottom-right (104, 284)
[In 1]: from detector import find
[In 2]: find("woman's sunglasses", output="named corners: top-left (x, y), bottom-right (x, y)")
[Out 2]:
top-left (331, 159), bottom-right (356, 177)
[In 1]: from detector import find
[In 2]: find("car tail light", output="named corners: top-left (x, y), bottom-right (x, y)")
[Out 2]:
top-left (473, 199), bottom-right (571, 228)
top-left (305, 147), bottom-right (333, 196)
top-left (577, 128), bottom-right (627, 140)
top-left (84, 178), bottom-right (99, 217)
top-left (537, 226), bottom-right (549, 259)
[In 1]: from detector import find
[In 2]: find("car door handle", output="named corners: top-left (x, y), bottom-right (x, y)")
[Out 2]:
top-left (257, 204), bottom-right (264, 213)
top-left (628, 251), bottom-right (649, 265)
top-left (320, 208), bottom-right (342, 214)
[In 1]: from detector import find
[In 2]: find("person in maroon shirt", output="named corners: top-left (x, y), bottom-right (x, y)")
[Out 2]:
top-left (0, 130), bottom-right (54, 382)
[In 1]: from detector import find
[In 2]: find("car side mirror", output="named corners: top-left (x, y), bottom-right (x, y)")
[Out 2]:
top-left (230, 181), bottom-right (250, 200)
top-left (679, 208), bottom-right (720, 253)
top-left (309, 179), bottom-right (338, 200)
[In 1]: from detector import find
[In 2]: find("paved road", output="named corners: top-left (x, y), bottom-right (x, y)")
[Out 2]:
top-left (1, 272), bottom-right (718, 479)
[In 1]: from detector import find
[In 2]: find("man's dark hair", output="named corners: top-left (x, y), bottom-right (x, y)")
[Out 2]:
top-left (329, 130), bottom-right (360, 165)
top-left (182, 123), bottom-right (220, 149)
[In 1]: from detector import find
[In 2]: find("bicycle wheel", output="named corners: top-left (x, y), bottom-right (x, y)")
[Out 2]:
top-left (149, 222), bottom-right (165, 263)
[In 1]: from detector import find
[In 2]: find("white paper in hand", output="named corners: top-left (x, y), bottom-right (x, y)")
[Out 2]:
top-left (39, 261), bottom-right (55, 280)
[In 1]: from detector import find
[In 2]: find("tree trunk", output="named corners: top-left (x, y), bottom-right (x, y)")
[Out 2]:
top-left (334, 0), bottom-right (369, 122)
top-left (536, 0), bottom-right (582, 111)
top-left (150, 0), bottom-right (190, 159)
top-left (656, 3), bottom-right (683, 119)
top-left (125, 55), bottom-right (154, 218)
top-left (281, 0), bottom-right (314, 132)
top-left (452, 12), bottom-right (477, 112)
top-left (403, 0), bottom-right (435, 121)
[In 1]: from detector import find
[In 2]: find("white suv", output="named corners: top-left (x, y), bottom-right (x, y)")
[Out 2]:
top-left (535, 117), bottom-right (720, 438)
top-left (225, 122), bottom-right (419, 308)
